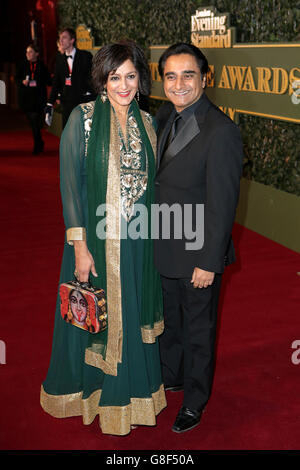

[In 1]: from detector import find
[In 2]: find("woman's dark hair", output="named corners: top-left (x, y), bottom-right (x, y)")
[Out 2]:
top-left (92, 40), bottom-right (151, 96)
top-left (27, 43), bottom-right (40, 54)
top-left (158, 42), bottom-right (209, 78)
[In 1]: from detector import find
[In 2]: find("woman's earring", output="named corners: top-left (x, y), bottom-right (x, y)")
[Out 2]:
top-left (100, 89), bottom-right (107, 103)
top-left (136, 90), bottom-right (140, 102)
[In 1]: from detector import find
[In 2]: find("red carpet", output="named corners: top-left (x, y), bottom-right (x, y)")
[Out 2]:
top-left (0, 112), bottom-right (300, 451)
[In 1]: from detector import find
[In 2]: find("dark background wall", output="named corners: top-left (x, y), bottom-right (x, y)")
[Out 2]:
top-left (0, 0), bottom-right (58, 66)
top-left (0, 0), bottom-right (58, 107)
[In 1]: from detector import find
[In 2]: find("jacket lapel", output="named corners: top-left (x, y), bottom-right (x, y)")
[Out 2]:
top-left (157, 109), bottom-right (176, 168)
top-left (156, 94), bottom-right (213, 176)
top-left (71, 50), bottom-right (78, 76)
top-left (157, 113), bottom-right (200, 175)
top-left (63, 55), bottom-right (69, 76)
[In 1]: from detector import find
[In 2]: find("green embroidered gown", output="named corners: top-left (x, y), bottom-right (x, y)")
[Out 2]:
top-left (40, 102), bottom-right (166, 436)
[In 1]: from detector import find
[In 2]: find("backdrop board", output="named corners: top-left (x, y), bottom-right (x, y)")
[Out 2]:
top-left (149, 6), bottom-right (300, 125)
top-left (148, 6), bottom-right (300, 253)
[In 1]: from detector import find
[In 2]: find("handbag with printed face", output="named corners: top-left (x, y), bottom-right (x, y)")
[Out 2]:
top-left (59, 279), bottom-right (107, 334)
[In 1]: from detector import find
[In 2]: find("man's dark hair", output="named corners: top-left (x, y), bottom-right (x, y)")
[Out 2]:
top-left (158, 42), bottom-right (209, 78)
top-left (92, 40), bottom-right (151, 96)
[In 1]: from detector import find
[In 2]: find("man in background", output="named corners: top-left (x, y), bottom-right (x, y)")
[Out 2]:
top-left (16, 44), bottom-right (51, 154)
top-left (45, 28), bottom-right (95, 128)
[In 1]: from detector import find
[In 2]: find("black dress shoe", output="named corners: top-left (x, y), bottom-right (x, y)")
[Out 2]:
top-left (172, 406), bottom-right (202, 433)
top-left (164, 384), bottom-right (183, 392)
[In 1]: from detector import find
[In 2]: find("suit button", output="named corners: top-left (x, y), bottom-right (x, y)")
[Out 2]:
top-left (155, 182), bottom-right (160, 186)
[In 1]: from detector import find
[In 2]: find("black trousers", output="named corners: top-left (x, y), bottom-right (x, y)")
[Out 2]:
top-left (159, 274), bottom-right (222, 411)
top-left (25, 111), bottom-right (44, 151)
top-left (61, 102), bottom-right (76, 129)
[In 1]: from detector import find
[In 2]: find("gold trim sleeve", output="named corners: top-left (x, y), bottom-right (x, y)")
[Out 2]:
top-left (66, 227), bottom-right (87, 246)
top-left (141, 320), bottom-right (164, 343)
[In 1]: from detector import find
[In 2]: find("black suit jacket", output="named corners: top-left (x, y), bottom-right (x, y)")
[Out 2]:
top-left (154, 93), bottom-right (243, 278)
top-left (49, 49), bottom-right (95, 106)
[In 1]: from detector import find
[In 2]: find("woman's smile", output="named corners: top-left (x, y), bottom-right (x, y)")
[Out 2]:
top-left (118, 91), bottom-right (131, 97)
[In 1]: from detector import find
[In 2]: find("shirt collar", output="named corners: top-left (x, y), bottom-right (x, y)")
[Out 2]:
top-left (177, 94), bottom-right (204, 122)
top-left (66, 47), bottom-right (76, 59)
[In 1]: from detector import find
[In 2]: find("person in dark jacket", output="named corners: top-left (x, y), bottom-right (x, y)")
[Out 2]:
top-left (16, 44), bottom-right (52, 154)
top-left (45, 28), bottom-right (95, 128)
top-left (154, 43), bottom-right (244, 433)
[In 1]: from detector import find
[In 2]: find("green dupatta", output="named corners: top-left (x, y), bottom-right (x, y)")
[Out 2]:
top-left (84, 96), bottom-right (163, 376)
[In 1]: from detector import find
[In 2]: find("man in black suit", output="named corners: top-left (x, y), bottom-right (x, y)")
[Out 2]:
top-left (154, 43), bottom-right (243, 433)
top-left (45, 28), bottom-right (95, 128)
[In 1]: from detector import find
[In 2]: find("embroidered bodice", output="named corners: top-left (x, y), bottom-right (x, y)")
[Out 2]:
top-left (118, 111), bottom-right (148, 222)
top-left (80, 101), bottom-right (151, 222)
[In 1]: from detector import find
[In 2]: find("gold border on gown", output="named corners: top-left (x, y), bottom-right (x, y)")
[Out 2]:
top-left (40, 384), bottom-right (166, 436)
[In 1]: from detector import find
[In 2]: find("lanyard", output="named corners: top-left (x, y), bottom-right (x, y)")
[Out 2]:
top-left (30, 62), bottom-right (37, 80)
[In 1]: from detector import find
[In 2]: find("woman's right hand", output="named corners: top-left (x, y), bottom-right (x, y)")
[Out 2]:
top-left (73, 240), bottom-right (98, 282)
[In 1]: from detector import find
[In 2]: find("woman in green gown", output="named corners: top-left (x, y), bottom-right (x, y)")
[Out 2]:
top-left (40, 41), bottom-right (166, 436)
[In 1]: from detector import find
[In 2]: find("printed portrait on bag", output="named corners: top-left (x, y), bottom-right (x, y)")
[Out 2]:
top-left (59, 283), bottom-right (107, 333)
top-left (69, 289), bottom-right (88, 326)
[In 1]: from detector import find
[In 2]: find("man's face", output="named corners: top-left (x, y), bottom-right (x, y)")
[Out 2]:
top-left (59, 31), bottom-right (74, 52)
top-left (162, 53), bottom-right (205, 112)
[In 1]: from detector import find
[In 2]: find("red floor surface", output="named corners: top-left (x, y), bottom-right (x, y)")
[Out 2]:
top-left (0, 113), bottom-right (300, 451)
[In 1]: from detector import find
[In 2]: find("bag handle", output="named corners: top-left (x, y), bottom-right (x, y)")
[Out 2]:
top-left (74, 272), bottom-right (94, 291)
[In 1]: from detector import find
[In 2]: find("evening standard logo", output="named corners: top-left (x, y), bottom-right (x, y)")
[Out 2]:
top-left (191, 6), bottom-right (235, 48)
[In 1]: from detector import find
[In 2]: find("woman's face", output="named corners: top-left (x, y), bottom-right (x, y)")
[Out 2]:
top-left (26, 47), bottom-right (39, 62)
top-left (105, 59), bottom-right (139, 112)
top-left (70, 290), bottom-right (87, 324)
